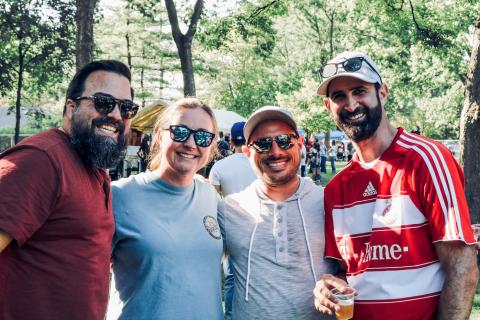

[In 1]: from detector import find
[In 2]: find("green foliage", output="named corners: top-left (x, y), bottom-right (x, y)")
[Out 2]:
top-left (2, 0), bottom-right (477, 141)
top-left (277, 78), bottom-right (336, 133)
top-left (215, 56), bottom-right (279, 117)
top-left (199, 0), bottom-right (478, 139)
top-left (25, 108), bottom-right (62, 130)
top-left (199, 0), bottom-right (288, 58)
top-left (0, 0), bottom-right (75, 137)
top-left (0, 0), bottom-right (76, 95)
top-left (96, 0), bottom-right (182, 101)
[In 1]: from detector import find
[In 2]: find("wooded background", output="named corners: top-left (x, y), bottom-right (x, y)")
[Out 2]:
top-left (0, 0), bottom-right (479, 219)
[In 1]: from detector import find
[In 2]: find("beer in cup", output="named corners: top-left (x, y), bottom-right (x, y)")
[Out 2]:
top-left (332, 287), bottom-right (355, 320)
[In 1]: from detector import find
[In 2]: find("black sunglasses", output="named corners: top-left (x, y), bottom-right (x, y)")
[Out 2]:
top-left (166, 125), bottom-right (215, 148)
top-left (317, 57), bottom-right (382, 83)
top-left (75, 93), bottom-right (139, 119)
top-left (248, 134), bottom-right (298, 153)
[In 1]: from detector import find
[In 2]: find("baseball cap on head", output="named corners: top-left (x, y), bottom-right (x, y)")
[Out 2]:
top-left (231, 121), bottom-right (246, 143)
top-left (317, 51), bottom-right (382, 96)
top-left (243, 106), bottom-right (297, 143)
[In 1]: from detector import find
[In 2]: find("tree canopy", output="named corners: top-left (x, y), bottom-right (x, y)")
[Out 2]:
top-left (0, 0), bottom-right (478, 140)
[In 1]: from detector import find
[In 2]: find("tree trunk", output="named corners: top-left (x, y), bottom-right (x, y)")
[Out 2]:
top-left (14, 43), bottom-right (24, 145)
top-left (177, 39), bottom-right (195, 97)
top-left (75, 0), bottom-right (97, 70)
top-left (164, 0), bottom-right (203, 97)
top-left (141, 45), bottom-right (145, 108)
top-left (459, 18), bottom-right (480, 223)
top-left (126, 18), bottom-right (132, 70)
top-left (328, 12), bottom-right (334, 58)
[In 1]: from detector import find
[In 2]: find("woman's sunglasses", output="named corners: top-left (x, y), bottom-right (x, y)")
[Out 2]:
top-left (166, 125), bottom-right (215, 148)
top-left (318, 57), bottom-right (382, 83)
top-left (75, 93), bottom-right (139, 119)
top-left (248, 134), bottom-right (298, 153)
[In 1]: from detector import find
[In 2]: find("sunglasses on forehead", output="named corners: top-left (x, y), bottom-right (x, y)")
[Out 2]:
top-left (317, 57), bottom-right (383, 83)
top-left (75, 93), bottom-right (139, 119)
top-left (248, 134), bottom-right (298, 153)
top-left (166, 125), bottom-right (215, 148)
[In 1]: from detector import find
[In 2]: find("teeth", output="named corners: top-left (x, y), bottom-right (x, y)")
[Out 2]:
top-left (179, 153), bottom-right (195, 159)
top-left (98, 124), bottom-right (117, 133)
top-left (348, 112), bottom-right (366, 121)
top-left (268, 161), bottom-right (286, 167)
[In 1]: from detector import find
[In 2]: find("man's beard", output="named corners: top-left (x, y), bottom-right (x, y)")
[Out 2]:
top-left (334, 91), bottom-right (382, 142)
top-left (69, 115), bottom-right (128, 169)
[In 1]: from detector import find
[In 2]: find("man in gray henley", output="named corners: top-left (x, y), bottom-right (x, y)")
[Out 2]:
top-left (218, 106), bottom-right (335, 319)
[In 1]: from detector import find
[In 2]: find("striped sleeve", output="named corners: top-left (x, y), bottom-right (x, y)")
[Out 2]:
top-left (324, 182), bottom-right (347, 265)
top-left (397, 131), bottom-right (474, 244)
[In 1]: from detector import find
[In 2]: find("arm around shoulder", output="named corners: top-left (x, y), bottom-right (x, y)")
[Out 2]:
top-left (435, 241), bottom-right (478, 320)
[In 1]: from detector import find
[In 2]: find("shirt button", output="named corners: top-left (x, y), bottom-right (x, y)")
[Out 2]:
top-left (278, 232), bottom-right (283, 237)
top-left (279, 247), bottom-right (285, 252)
top-left (277, 217), bottom-right (283, 223)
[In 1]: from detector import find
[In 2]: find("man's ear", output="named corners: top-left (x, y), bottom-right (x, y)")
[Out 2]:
top-left (242, 145), bottom-right (251, 157)
top-left (64, 99), bottom-right (77, 120)
top-left (323, 98), bottom-right (331, 112)
top-left (379, 83), bottom-right (389, 107)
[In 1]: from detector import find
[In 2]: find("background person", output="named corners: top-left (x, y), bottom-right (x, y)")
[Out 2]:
top-left (0, 60), bottom-right (136, 320)
top-left (137, 134), bottom-right (151, 172)
top-left (218, 106), bottom-right (336, 320)
top-left (300, 136), bottom-right (308, 177)
top-left (309, 141), bottom-right (321, 183)
top-left (313, 51), bottom-right (477, 320)
top-left (319, 140), bottom-right (328, 173)
top-left (346, 142), bottom-right (354, 161)
top-left (327, 140), bottom-right (337, 173)
top-left (208, 121), bottom-right (256, 320)
top-left (111, 98), bottom-right (223, 320)
top-left (336, 142), bottom-right (345, 161)
top-left (209, 121), bottom-right (256, 197)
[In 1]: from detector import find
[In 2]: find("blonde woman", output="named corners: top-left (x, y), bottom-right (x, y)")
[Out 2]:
top-left (111, 98), bottom-right (223, 319)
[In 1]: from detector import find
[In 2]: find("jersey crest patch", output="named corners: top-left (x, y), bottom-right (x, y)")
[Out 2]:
top-left (382, 199), bottom-right (396, 225)
top-left (203, 215), bottom-right (221, 240)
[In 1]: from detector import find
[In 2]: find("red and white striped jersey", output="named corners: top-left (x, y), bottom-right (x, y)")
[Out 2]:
top-left (324, 128), bottom-right (474, 320)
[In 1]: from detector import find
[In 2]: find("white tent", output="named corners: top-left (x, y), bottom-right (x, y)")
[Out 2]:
top-left (212, 109), bottom-right (246, 133)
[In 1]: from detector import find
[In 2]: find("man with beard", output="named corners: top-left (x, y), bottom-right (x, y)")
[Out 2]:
top-left (313, 52), bottom-right (477, 320)
top-left (218, 106), bottom-right (336, 320)
top-left (0, 60), bottom-right (137, 320)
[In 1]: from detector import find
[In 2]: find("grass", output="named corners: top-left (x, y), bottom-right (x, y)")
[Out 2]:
top-left (306, 159), bottom-right (348, 186)
top-left (317, 161), bottom-right (480, 319)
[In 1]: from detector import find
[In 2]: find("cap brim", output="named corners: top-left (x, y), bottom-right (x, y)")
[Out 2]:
top-left (317, 72), bottom-right (378, 96)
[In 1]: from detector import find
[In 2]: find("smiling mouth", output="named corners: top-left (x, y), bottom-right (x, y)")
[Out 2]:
top-left (265, 159), bottom-right (288, 170)
top-left (343, 110), bottom-right (367, 123)
top-left (178, 152), bottom-right (197, 159)
top-left (96, 124), bottom-right (118, 134)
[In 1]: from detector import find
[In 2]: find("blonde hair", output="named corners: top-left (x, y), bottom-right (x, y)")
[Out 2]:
top-left (148, 97), bottom-right (219, 171)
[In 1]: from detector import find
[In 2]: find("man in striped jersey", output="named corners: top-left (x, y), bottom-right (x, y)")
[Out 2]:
top-left (313, 51), bottom-right (478, 320)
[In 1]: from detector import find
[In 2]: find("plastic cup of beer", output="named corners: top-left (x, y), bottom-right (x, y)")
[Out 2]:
top-left (332, 287), bottom-right (355, 320)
